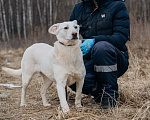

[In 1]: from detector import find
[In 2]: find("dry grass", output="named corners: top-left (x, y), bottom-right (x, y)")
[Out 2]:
top-left (0, 18), bottom-right (150, 119)
top-left (0, 46), bottom-right (149, 120)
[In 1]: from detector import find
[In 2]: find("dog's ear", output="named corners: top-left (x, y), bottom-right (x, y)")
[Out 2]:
top-left (73, 20), bottom-right (77, 25)
top-left (48, 23), bottom-right (60, 35)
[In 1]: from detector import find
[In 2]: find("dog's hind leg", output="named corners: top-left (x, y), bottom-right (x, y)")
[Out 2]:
top-left (21, 72), bottom-right (33, 106)
top-left (75, 80), bottom-right (84, 108)
top-left (40, 73), bottom-right (53, 106)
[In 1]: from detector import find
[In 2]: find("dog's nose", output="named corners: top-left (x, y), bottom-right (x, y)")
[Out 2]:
top-left (72, 32), bottom-right (77, 39)
top-left (72, 32), bottom-right (77, 36)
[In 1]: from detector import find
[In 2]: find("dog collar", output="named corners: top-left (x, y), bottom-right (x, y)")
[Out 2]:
top-left (59, 41), bottom-right (74, 46)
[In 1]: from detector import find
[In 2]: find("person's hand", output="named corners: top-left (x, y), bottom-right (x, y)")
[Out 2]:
top-left (80, 39), bottom-right (95, 56)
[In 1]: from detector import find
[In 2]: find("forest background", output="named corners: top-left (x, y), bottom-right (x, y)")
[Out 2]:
top-left (0, 0), bottom-right (150, 49)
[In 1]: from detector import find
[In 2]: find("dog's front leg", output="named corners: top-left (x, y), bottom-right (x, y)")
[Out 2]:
top-left (56, 81), bottom-right (70, 113)
top-left (54, 65), bottom-right (69, 113)
top-left (75, 79), bottom-right (84, 108)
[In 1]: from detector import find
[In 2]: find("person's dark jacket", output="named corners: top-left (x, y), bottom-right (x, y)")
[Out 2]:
top-left (70, 0), bottom-right (130, 54)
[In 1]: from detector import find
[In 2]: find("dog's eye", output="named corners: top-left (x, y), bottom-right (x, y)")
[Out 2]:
top-left (74, 26), bottom-right (78, 29)
top-left (64, 27), bottom-right (69, 29)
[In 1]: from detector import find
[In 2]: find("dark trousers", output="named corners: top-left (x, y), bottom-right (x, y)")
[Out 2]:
top-left (70, 41), bottom-right (129, 99)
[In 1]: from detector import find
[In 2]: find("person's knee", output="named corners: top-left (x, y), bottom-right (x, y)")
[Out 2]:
top-left (91, 41), bottom-right (117, 64)
top-left (92, 41), bottom-right (115, 54)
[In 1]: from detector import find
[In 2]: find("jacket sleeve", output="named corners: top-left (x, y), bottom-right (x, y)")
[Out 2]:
top-left (94, 2), bottom-right (130, 50)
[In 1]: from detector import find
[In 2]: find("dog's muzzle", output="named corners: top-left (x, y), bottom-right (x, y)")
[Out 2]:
top-left (72, 32), bottom-right (78, 40)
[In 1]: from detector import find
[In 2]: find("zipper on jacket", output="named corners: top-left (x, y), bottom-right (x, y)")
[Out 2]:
top-left (90, 0), bottom-right (98, 15)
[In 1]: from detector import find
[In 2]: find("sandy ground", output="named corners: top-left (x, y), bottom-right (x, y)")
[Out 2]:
top-left (0, 48), bottom-right (149, 120)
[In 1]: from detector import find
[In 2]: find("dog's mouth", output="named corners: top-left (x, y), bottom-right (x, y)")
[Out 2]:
top-left (66, 38), bottom-right (78, 41)
top-left (72, 36), bottom-right (78, 40)
top-left (68, 36), bottom-right (78, 40)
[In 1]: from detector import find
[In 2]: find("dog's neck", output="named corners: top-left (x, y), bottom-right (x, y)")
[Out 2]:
top-left (55, 40), bottom-right (81, 48)
top-left (59, 41), bottom-right (74, 46)
top-left (53, 40), bottom-right (83, 73)
top-left (57, 37), bottom-right (79, 46)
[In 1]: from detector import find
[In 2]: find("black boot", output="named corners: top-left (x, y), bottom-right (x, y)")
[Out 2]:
top-left (100, 98), bottom-right (120, 109)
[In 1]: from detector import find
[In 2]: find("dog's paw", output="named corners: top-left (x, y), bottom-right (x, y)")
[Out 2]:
top-left (63, 109), bottom-right (70, 114)
top-left (43, 103), bottom-right (51, 107)
top-left (75, 103), bottom-right (82, 108)
top-left (20, 103), bottom-right (27, 107)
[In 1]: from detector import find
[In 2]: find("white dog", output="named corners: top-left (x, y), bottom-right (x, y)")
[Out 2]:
top-left (2, 20), bottom-right (86, 113)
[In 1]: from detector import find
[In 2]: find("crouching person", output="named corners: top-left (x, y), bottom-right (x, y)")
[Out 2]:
top-left (69, 0), bottom-right (130, 109)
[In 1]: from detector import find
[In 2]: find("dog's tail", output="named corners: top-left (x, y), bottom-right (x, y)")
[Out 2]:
top-left (2, 67), bottom-right (22, 78)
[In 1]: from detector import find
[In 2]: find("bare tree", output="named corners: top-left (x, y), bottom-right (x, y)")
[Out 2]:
top-left (53, 0), bottom-right (58, 23)
top-left (50, 0), bottom-right (53, 26)
top-left (27, 0), bottom-right (33, 36)
top-left (9, 0), bottom-right (14, 38)
top-left (0, 0), bottom-right (5, 41)
top-left (1, 0), bottom-right (9, 41)
top-left (16, 0), bottom-right (21, 39)
top-left (43, 0), bottom-right (46, 25)
top-left (37, 0), bottom-right (43, 28)
top-left (22, 0), bottom-right (27, 40)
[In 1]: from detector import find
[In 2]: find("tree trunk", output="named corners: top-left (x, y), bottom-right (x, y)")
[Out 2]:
top-left (0, 0), bottom-right (5, 41)
top-left (142, 0), bottom-right (147, 29)
top-left (16, 0), bottom-right (21, 39)
top-left (50, 0), bottom-right (53, 26)
top-left (27, 0), bottom-right (33, 36)
top-left (43, 0), bottom-right (46, 25)
top-left (1, 0), bottom-right (9, 41)
top-left (37, 0), bottom-right (43, 28)
top-left (22, 0), bottom-right (27, 41)
top-left (9, 0), bottom-right (14, 38)
top-left (54, 0), bottom-right (58, 23)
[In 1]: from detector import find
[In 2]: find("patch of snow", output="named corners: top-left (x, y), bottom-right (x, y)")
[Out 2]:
top-left (0, 83), bottom-right (21, 88)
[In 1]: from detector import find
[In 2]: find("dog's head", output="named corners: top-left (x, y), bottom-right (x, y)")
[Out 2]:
top-left (48, 20), bottom-right (80, 46)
